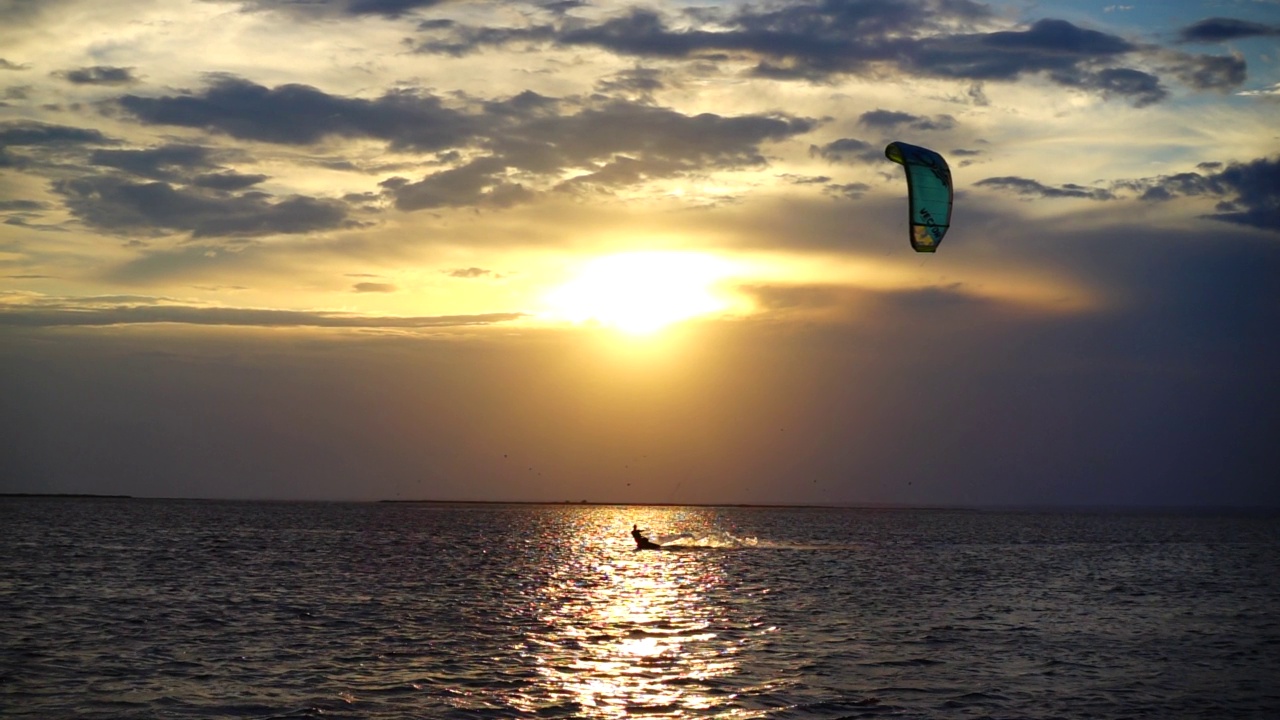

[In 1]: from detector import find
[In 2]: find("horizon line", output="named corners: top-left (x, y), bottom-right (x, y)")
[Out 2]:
top-left (3, 493), bottom-right (1277, 513)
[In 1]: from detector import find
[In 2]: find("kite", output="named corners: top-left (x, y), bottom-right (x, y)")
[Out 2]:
top-left (885, 141), bottom-right (953, 252)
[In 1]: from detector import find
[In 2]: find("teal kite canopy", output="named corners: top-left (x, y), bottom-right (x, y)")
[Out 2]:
top-left (885, 141), bottom-right (953, 253)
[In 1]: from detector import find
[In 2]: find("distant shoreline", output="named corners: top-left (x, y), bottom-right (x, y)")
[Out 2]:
top-left (1, 493), bottom-right (134, 499)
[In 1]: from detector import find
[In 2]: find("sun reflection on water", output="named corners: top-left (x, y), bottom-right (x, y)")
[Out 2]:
top-left (506, 508), bottom-right (764, 718)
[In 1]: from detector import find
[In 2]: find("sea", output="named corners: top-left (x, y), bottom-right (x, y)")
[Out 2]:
top-left (2, 498), bottom-right (1278, 719)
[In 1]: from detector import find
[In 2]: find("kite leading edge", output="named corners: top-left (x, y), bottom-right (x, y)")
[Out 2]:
top-left (885, 141), bottom-right (953, 253)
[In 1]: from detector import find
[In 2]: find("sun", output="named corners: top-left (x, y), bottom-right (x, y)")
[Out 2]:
top-left (544, 252), bottom-right (734, 335)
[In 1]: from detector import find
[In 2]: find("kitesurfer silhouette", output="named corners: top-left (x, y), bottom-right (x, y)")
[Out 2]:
top-left (631, 524), bottom-right (658, 550)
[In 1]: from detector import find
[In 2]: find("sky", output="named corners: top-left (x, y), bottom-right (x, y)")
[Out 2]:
top-left (1, 0), bottom-right (1278, 506)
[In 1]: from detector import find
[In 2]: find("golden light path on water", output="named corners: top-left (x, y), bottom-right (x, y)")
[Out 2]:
top-left (505, 507), bottom-right (773, 718)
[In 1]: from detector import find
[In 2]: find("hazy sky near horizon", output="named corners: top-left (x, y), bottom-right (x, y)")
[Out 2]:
top-left (2, 0), bottom-right (1278, 505)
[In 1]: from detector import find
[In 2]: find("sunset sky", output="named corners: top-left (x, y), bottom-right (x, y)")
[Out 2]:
top-left (2, 0), bottom-right (1277, 506)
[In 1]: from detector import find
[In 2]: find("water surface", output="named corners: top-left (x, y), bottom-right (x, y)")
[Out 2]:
top-left (3, 499), bottom-right (1278, 718)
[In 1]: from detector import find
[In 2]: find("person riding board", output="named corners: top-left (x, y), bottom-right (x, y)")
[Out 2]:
top-left (631, 524), bottom-right (659, 550)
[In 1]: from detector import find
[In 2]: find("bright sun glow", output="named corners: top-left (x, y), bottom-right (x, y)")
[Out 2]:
top-left (544, 252), bottom-right (735, 335)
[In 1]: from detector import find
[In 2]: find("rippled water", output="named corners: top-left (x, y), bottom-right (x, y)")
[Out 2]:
top-left (3, 498), bottom-right (1278, 719)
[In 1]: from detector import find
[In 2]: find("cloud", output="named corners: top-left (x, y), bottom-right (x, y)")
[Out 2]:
top-left (975, 176), bottom-right (1116, 200)
top-left (0, 200), bottom-right (48, 211)
top-left (117, 75), bottom-right (479, 150)
top-left (1, 58), bottom-right (31, 71)
top-left (115, 78), bottom-right (815, 210)
top-left (0, 302), bottom-right (524, 328)
top-left (231, 0), bottom-right (463, 19)
top-left (555, 6), bottom-right (1131, 92)
top-left (57, 65), bottom-right (138, 85)
top-left (353, 282), bottom-right (396, 292)
top-left (53, 175), bottom-right (352, 238)
top-left (1133, 156), bottom-right (1280, 232)
top-left (1178, 18), bottom-right (1280, 43)
top-left (0, 120), bottom-right (110, 146)
top-left (907, 18), bottom-right (1134, 81)
top-left (858, 110), bottom-right (956, 132)
top-left (1, 120), bottom-right (113, 167)
top-left (382, 97), bottom-right (813, 207)
top-left (502, 100), bottom-right (814, 171)
top-left (192, 172), bottom-right (269, 191)
top-left (809, 138), bottom-right (882, 165)
top-left (980, 156), bottom-right (1280, 232)
top-left (89, 144), bottom-right (219, 180)
top-left (824, 182), bottom-right (872, 200)
top-left (1237, 82), bottom-right (1280, 100)
top-left (1056, 66), bottom-right (1166, 106)
top-left (2, 85), bottom-right (32, 102)
top-left (1159, 51), bottom-right (1247, 92)
top-left (415, 20), bottom-right (558, 57)
top-left (411, 3), bottom-right (1238, 104)
top-left (382, 157), bottom-right (533, 211)
top-left (446, 267), bottom-right (493, 278)
top-left (554, 155), bottom-right (688, 192)
top-left (549, 1), bottom-right (994, 77)
top-left (594, 67), bottom-right (666, 99)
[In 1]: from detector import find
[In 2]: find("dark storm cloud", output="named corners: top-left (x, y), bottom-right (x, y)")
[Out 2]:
top-left (809, 138), bottom-right (881, 165)
top-left (0, 303), bottom-right (523, 328)
top-left (54, 175), bottom-right (351, 238)
top-left (1177, 18), bottom-right (1280, 43)
top-left (117, 76), bottom-right (478, 150)
top-left (976, 176), bottom-right (1116, 200)
top-left (57, 65), bottom-right (139, 85)
top-left (858, 110), bottom-right (955, 132)
top-left (1, 59), bottom-right (31, 70)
